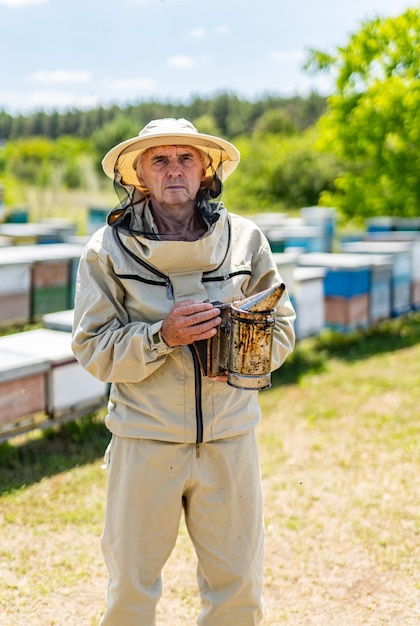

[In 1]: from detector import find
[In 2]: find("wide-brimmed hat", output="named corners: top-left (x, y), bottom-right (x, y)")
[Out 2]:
top-left (102, 118), bottom-right (240, 188)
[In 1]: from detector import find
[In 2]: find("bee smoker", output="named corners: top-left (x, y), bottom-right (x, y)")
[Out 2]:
top-left (193, 282), bottom-right (285, 390)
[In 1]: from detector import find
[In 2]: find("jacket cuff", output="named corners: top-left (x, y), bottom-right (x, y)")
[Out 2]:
top-left (149, 322), bottom-right (174, 355)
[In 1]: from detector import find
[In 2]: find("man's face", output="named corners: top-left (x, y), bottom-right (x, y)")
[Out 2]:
top-left (136, 145), bottom-right (206, 210)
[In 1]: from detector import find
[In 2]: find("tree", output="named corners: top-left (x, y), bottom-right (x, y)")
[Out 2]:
top-left (305, 7), bottom-right (420, 218)
top-left (253, 109), bottom-right (297, 135)
top-left (90, 115), bottom-right (139, 177)
top-left (2, 136), bottom-right (93, 215)
top-left (222, 129), bottom-right (340, 214)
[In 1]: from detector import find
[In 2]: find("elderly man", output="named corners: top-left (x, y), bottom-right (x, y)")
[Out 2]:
top-left (72, 118), bottom-right (295, 625)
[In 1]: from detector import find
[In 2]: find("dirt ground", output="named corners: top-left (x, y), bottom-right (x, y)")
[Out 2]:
top-left (2, 417), bottom-right (419, 626)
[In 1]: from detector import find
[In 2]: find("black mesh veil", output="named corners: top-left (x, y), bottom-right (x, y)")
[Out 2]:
top-left (107, 147), bottom-right (225, 236)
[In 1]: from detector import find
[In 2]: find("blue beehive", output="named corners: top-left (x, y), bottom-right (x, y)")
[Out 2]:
top-left (87, 207), bottom-right (111, 235)
top-left (366, 217), bottom-right (395, 233)
top-left (364, 231), bottom-right (420, 310)
top-left (340, 241), bottom-right (411, 316)
top-left (300, 206), bottom-right (336, 252)
top-left (297, 253), bottom-right (371, 331)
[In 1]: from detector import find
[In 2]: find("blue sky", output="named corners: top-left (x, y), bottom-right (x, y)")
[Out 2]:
top-left (0, 0), bottom-right (416, 113)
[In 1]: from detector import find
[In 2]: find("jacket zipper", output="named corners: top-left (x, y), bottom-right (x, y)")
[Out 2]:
top-left (113, 271), bottom-right (173, 298)
top-left (189, 345), bottom-right (203, 457)
top-left (114, 227), bottom-right (174, 298)
top-left (202, 269), bottom-right (252, 283)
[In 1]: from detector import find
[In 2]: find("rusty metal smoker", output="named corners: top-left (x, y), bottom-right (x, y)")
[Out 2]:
top-left (193, 282), bottom-right (285, 390)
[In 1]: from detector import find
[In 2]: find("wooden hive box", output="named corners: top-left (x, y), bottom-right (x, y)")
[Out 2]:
top-left (0, 243), bottom-right (84, 321)
top-left (0, 351), bottom-right (49, 437)
top-left (297, 253), bottom-right (371, 331)
top-left (42, 309), bottom-right (74, 332)
top-left (324, 294), bottom-right (370, 332)
top-left (340, 241), bottom-right (412, 316)
top-left (300, 206), bottom-right (337, 253)
top-left (0, 223), bottom-right (58, 245)
top-left (364, 232), bottom-right (420, 310)
top-left (31, 258), bottom-right (72, 319)
top-left (0, 329), bottom-right (108, 419)
top-left (0, 258), bottom-right (32, 326)
top-left (292, 267), bottom-right (325, 339)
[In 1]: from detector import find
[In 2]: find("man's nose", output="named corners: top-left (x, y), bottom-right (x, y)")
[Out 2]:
top-left (167, 159), bottom-right (183, 176)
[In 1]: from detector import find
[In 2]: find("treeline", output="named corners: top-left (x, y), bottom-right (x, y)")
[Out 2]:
top-left (0, 92), bottom-right (326, 141)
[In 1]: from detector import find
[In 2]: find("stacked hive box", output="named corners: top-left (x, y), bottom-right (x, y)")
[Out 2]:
top-left (0, 257), bottom-right (32, 325)
top-left (300, 206), bottom-right (336, 253)
top-left (87, 207), bottom-right (110, 235)
top-left (297, 253), bottom-right (372, 332)
top-left (340, 241), bottom-right (412, 316)
top-left (363, 232), bottom-right (420, 310)
top-left (0, 329), bottom-right (108, 422)
top-left (0, 243), bottom-right (84, 324)
top-left (292, 267), bottom-right (325, 339)
top-left (365, 256), bottom-right (393, 324)
top-left (42, 309), bottom-right (74, 332)
top-left (268, 224), bottom-right (324, 253)
top-left (0, 351), bottom-right (49, 439)
top-left (272, 252), bottom-right (325, 339)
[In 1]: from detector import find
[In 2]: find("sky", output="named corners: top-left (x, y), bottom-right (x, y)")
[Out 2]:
top-left (0, 0), bottom-right (417, 114)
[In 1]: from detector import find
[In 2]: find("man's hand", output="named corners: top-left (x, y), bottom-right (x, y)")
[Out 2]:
top-left (161, 300), bottom-right (221, 348)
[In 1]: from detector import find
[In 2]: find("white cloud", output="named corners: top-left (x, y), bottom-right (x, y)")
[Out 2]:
top-left (28, 69), bottom-right (92, 84)
top-left (167, 55), bottom-right (196, 69)
top-left (189, 27), bottom-right (206, 39)
top-left (104, 77), bottom-right (156, 92)
top-left (0, 0), bottom-right (47, 6)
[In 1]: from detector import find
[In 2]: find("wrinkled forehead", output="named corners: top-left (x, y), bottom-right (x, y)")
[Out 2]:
top-left (146, 144), bottom-right (202, 156)
top-left (134, 144), bottom-right (209, 170)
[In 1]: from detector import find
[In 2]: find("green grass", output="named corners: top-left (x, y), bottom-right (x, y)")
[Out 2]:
top-left (0, 412), bottom-right (110, 494)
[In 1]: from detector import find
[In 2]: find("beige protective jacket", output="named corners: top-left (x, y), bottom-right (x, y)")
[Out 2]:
top-left (71, 203), bottom-right (295, 443)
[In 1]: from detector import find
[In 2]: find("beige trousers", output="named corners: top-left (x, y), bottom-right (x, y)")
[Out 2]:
top-left (99, 431), bottom-right (264, 625)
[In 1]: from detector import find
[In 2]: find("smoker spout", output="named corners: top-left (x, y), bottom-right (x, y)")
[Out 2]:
top-left (234, 283), bottom-right (285, 312)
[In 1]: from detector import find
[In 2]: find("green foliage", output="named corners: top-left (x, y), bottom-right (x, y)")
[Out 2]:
top-left (3, 135), bottom-right (92, 189)
top-left (0, 93), bottom-right (326, 142)
top-left (253, 109), bottom-right (297, 135)
top-left (223, 128), bottom-right (340, 213)
top-left (90, 114), bottom-right (140, 176)
top-left (307, 8), bottom-right (420, 218)
top-left (1, 135), bottom-right (95, 212)
top-left (191, 114), bottom-right (221, 136)
top-left (6, 137), bottom-right (60, 188)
